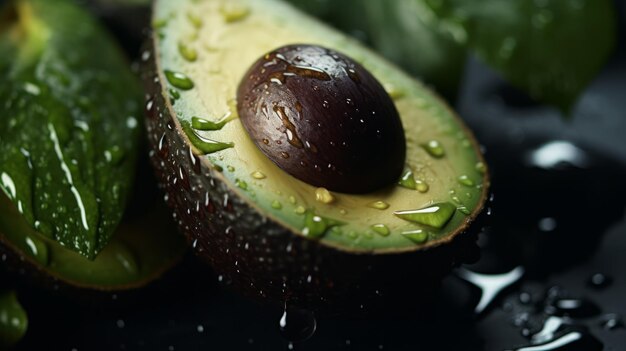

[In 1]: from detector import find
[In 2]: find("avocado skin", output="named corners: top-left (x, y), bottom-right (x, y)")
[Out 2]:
top-left (143, 39), bottom-right (486, 311)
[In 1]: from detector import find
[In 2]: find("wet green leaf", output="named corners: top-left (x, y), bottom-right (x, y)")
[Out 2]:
top-left (421, 0), bottom-right (617, 112)
top-left (0, 0), bottom-right (141, 259)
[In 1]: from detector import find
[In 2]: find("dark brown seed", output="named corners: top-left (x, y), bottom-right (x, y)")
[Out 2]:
top-left (237, 44), bottom-right (405, 193)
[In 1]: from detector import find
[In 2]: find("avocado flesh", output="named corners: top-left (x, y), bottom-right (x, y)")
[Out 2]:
top-left (153, 0), bottom-right (488, 252)
top-left (0, 193), bottom-right (185, 289)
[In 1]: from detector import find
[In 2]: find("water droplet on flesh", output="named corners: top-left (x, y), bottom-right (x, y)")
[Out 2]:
top-left (394, 202), bottom-right (456, 229)
top-left (164, 70), bottom-right (195, 90)
top-left (367, 201), bottom-right (390, 210)
top-left (315, 187), bottom-right (335, 204)
top-left (421, 140), bottom-right (445, 158)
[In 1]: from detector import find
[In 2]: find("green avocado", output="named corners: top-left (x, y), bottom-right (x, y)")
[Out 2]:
top-left (0, 0), bottom-right (185, 289)
top-left (145, 0), bottom-right (489, 307)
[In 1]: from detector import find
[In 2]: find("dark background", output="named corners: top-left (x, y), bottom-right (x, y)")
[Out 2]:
top-left (6, 1), bottom-right (626, 350)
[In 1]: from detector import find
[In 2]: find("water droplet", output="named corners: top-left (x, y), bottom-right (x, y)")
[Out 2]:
top-left (548, 298), bottom-right (601, 318)
top-left (219, 2), bottom-right (250, 23)
top-left (519, 292), bottom-right (532, 304)
top-left (278, 304), bottom-right (317, 343)
top-left (367, 200), bottom-right (390, 210)
top-left (294, 206), bottom-right (306, 215)
top-left (113, 244), bottom-right (139, 276)
top-left (398, 168), bottom-right (416, 189)
top-left (23, 82), bottom-right (40, 96)
top-left (24, 236), bottom-right (49, 266)
top-left (178, 42), bottom-right (198, 62)
top-left (599, 313), bottom-right (623, 330)
top-left (126, 116), bottom-right (138, 129)
top-left (394, 202), bottom-right (456, 228)
top-left (181, 121), bottom-right (234, 155)
top-left (370, 224), bottom-right (390, 237)
top-left (164, 70), bottom-right (194, 90)
top-left (271, 200), bottom-right (282, 209)
top-left (402, 229), bottom-right (428, 244)
top-left (529, 316), bottom-right (570, 344)
top-left (475, 161), bottom-right (487, 174)
top-left (226, 165), bottom-right (235, 172)
top-left (421, 140), bottom-right (445, 158)
top-left (538, 217), bottom-right (557, 232)
top-left (509, 330), bottom-right (602, 351)
top-left (329, 226), bottom-right (343, 236)
top-left (152, 18), bottom-right (168, 29)
top-left (280, 151), bottom-right (290, 159)
top-left (315, 187), bottom-right (335, 204)
top-left (416, 181), bottom-right (429, 193)
top-left (1, 172), bottom-right (17, 199)
top-left (587, 273), bottom-right (612, 290)
top-left (145, 99), bottom-right (154, 112)
top-left (251, 171), bottom-right (266, 179)
top-left (383, 83), bottom-right (404, 100)
top-left (456, 267), bottom-right (525, 314)
top-left (187, 12), bottom-right (203, 28)
top-left (273, 105), bottom-right (303, 148)
top-left (235, 179), bottom-right (248, 190)
top-left (301, 211), bottom-right (343, 238)
top-left (104, 146), bottom-right (125, 164)
top-left (458, 175), bottom-right (475, 187)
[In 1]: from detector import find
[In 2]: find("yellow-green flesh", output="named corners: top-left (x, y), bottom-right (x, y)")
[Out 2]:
top-left (154, 0), bottom-right (487, 252)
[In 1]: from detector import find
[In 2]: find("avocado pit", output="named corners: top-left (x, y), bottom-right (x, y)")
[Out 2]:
top-left (237, 44), bottom-right (406, 193)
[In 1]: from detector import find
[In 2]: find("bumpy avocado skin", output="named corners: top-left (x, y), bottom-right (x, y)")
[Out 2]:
top-left (142, 43), bottom-right (487, 310)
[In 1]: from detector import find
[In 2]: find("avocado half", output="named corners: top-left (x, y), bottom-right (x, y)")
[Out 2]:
top-left (144, 0), bottom-right (489, 308)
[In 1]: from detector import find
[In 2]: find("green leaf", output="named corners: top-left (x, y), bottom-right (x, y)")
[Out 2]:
top-left (421, 0), bottom-right (617, 112)
top-left (0, 0), bottom-right (141, 259)
top-left (0, 290), bottom-right (28, 348)
top-left (286, 0), bottom-right (466, 98)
